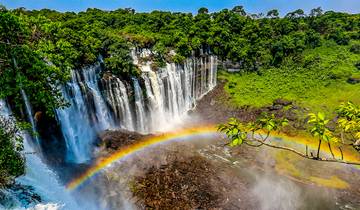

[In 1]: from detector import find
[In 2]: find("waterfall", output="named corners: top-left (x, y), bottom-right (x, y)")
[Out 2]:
top-left (133, 78), bottom-right (147, 133)
top-left (17, 135), bottom-right (80, 210)
top-left (56, 63), bottom-right (114, 163)
top-left (20, 89), bottom-right (40, 149)
top-left (56, 70), bottom-right (96, 163)
top-left (82, 66), bottom-right (114, 130)
top-left (103, 76), bottom-right (134, 131)
top-left (55, 54), bottom-right (217, 163)
top-left (0, 100), bottom-right (80, 210)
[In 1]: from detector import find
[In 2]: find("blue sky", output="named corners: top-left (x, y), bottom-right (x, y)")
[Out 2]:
top-left (1, 0), bottom-right (359, 15)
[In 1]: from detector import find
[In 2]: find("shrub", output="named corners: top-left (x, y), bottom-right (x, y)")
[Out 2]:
top-left (350, 44), bottom-right (360, 54)
top-left (0, 117), bottom-right (25, 187)
top-left (355, 61), bottom-right (360, 70)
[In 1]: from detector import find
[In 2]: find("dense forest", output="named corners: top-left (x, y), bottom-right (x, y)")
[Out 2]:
top-left (1, 5), bottom-right (359, 114)
top-left (1, 5), bottom-right (360, 185)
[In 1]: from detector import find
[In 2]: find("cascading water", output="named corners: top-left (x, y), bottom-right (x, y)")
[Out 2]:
top-left (56, 70), bottom-right (97, 163)
top-left (133, 78), bottom-right (148, 133)
top-left (103, 76), bottom-right (134, 131)
top-left (20, 89), bottom-right (40, 149)
top-left (82, 66), bottom-right (114, 130)
top-left (0, 51), bottom-right (218, 209)
top-left (55, 53), bottom-right (217, 163)
top-left (56, 63), bottom-right (115, 163)
top-left (0, 100), bottom-right (80, 210)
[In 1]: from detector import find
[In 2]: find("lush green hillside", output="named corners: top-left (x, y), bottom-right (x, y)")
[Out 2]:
top-left (1, 6), bottom-right (359, 116)
top-left (221, 40), bottom-right (360, 115)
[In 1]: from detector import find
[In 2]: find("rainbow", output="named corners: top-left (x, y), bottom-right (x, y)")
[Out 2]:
top-left (66, 126), bottom-right (220, 190)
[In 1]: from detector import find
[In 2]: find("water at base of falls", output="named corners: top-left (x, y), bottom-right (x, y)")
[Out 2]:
top-left (0, 100), bottom-right (80, 210)
top-left (56, 55), bottom-right (218, 163)
top-left (0, 54), bottom-right (217, 209)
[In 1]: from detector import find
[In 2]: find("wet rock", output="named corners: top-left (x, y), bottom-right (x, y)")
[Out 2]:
top-left (34, 111), bottom-right (42, 123)
top-left (269, 104), bottom-right (283, 111)
top-left (98, 129), bottom-right (152, 151)
top-left (273, 98), bottom-right (292, 106)
top-left (347, 77), bottom-right (360, 84)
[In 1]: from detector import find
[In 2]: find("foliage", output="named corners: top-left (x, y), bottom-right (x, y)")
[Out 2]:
top-left (102, 33), bottom-right (140, 78)
top-left (3, 6), bottom-right (359, 74)
top-left (0, 116), bottom-right (25, 187)
top-left (308, 112), bottom-right (333, 141)
top-left (0, 10), bottom-right (68, 116)
top-left (0, 6), bottom-right (358, 116)
top-left (336, 102), bottom-right (360, 149)
top-left (218, 114), bottom-right (288, 147)
top-left (307, 112), bottom-right (337, 158)
top-left (219, 103), bottom-right (360, 165)
top-left (221, 41), bottom-right (360, 114)
top-left (350, 44), bottom-right (360, 54)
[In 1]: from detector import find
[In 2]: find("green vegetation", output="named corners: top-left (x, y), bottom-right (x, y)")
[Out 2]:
top-left (221, 41), bottom-right (360, 114)
top-left (0, 116), bottom-right (24, 187)
top-left (0, 5), bottom-right (359, 182)
top-left (0, 10), bottom-right (69, 116)
top-left (218, 102), bottom-right (360, 165)
top-left (0, 6), bottom-right (359, 115)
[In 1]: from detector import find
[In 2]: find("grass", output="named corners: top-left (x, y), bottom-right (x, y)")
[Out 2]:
top-left (220, 40), bottom-right (360, 115)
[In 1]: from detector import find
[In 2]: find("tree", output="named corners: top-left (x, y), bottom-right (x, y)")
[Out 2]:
top-left (310, 7), bottom-right (323, 17)
top-left (285, 9), bottom-right (305, 19)
top-left (328, 29), bottom-right (350, 45)
top-left (266, 9), bottom-right (279, 18)
top-left (350, 44), bottom-right (360, 54)
top-left (0, 115), bottom-right (25, 187)
top-left (232, 6), bottom-right (246, 16)
top-left (218, 105), bottom-right (360, 165)
top-left (102, 34), bottom-right (139, 78)
top-left (197, 7), bottom-right (209, 14)
top-left (0, 11), bottom-right (68, 116)
top-left (308, 112), bottom-right (337, 159)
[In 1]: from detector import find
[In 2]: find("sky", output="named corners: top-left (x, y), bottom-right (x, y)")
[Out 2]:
top-left (0, 0), bottom-right (359, 15)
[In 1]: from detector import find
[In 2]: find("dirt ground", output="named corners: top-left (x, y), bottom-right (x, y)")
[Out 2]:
top-left (86, 84), bottom-right (360, 210)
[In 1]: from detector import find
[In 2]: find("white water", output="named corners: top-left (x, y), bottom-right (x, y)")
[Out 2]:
top-left (55, 53), bottom-right (217, 163)
top-left (55, 70), bottom-right (97, 163)
top-left (55, 63), bottom-right (115, 163)
top-left (1, 53), bottom-right (217, 209)
top-left (103, 76), bottom-right (134, 131)
top-left (133, 78), bottom-right (147, 133)
top-left (0, 100), bottom-right (80, 210)
top-left (20, 89), bottom-right (40, 149)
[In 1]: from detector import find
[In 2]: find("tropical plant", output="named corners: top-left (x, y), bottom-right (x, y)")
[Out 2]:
top-left (218, 113), bottom-right (288, 148)
top-left (219, 106), bottom-right (360, 165)
top-left (336, 102), bottom-right (360, 150)
top-left (307, 112), bottom-right (337, 159)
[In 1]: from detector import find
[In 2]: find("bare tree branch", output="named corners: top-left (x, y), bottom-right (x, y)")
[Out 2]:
top-left (245, 136), bottom-right (360, 166)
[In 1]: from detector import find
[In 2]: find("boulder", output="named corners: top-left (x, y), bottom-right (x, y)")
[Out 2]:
top-left (98, 129), bottom-right (152, 151)
top-left (348, 76), bottom-right (360, 84)
top-left (273, 98), bottom-right (292, 106)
